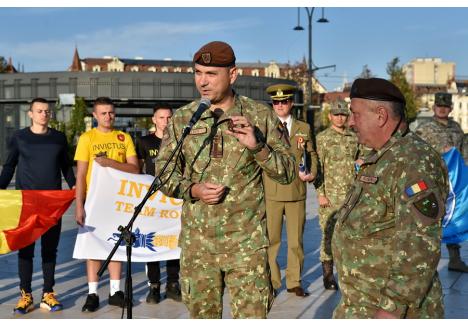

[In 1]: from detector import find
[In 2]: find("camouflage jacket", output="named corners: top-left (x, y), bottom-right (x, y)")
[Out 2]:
top-left (332, 131), bottom-right (448, 317)
top-left (156, 95), bottom-right (295, 254)
top-left (415, 118), bottom-right (464, 156)
top-left (315, 127), bottom-right (358, 198)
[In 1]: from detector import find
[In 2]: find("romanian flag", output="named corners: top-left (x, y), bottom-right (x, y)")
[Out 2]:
top-left (0, 189), bottom-right (75, 254)
top-left (405, 180), bottom-right (428, 197)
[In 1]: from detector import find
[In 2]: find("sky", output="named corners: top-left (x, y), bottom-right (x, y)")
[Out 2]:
top-left (1, 5), bottom-right (468, 91)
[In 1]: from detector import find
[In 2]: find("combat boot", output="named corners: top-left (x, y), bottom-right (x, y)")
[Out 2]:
top-left (146, 283), bottom-right (161, 304)
top-left (322, 260), bottom-right (338, 290)
top-left (165, 282), bottom-right (182, 302)
top-left (447, 244), bottom-right (468, 273)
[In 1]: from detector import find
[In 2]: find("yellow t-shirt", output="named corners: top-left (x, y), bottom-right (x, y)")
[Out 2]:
top-left (74, 128), bottom-right (137, 190)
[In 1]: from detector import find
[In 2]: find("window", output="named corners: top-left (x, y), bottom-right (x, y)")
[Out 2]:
top-left (92, 65), bottom-right (101, 72)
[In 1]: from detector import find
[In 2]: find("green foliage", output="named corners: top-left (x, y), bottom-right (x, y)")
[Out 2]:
top-left (66, 97), bottom-right (88, 158)
top-left (386, 57), bottom-right (420, 122)
top-left (357, 64), bottom-right (374, 79)
top-left (49, 97), bottom-right (88, 159)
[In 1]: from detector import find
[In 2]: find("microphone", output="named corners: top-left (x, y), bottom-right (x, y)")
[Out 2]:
top-left (186, 98), bottom-right (211, 130)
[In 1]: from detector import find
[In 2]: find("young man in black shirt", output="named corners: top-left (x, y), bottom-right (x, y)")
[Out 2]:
top-left (136, 106), bottom-right (182, 303)
top-left (0, 97), bottom-right (76, 314)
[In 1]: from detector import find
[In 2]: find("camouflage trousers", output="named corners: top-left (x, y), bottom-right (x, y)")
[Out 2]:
top-left (333, 274), bottom-right (444, 318)
top-left (180, 248), bottom-right (273, 319)
top-left (318, 195), bottom-right (343, 262)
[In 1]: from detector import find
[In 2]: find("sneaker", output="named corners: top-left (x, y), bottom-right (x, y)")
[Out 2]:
top-left (13, 290), bottom-right (34, 315)
top-left (108, 290), bottom-right (125, 307)
top-left (165, 282), bottom-right (182, 302)
top-left (40, 292), bottom-right (63, 312)
top-left (146, 283), bottom-right (161, 304)
top-left (81, 293), bottom-right (99, 312)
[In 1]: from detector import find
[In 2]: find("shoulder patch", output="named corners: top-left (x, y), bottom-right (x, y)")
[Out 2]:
top-left (405, 180), bottom-right (428, 197)
top-left (413, 193), bottom-right (439, 219)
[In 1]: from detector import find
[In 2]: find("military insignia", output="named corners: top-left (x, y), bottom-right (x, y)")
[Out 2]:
top-left (276, 89), bottom-right (284, 97)
top-left (359, 175), bottom-right (378, 184)
top-left (297, 136), bottom-right (305, 150)
top-left (210, 134), bottom-right (223, 158)
top-left (117, 134), bottom-right (125, 142)
top-left (201, 53), bottom-right (211, 64)
top-left (413, 193), bottom-right (439, 219)
top-left (190, 127), bottom-right (207, 135)
top-left (405, 180), bottom-right (428, 197)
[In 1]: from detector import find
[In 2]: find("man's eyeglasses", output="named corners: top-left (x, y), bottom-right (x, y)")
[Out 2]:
top-left (272, 99), bottom-right (290, 105)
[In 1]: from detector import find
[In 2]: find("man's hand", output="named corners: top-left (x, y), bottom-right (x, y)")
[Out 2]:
top-left (225, 116), bottom-right (258, 150)
top-left (191, 182), bottom-right (226, 205)
top-left (374, 309), bottom-right (398, 319)
top-left (94, 156), bottom-right (114, 167)
top-left (299, 171), bottom-right (315, 182)
top-left (318, 195), bottom-right (331, 208)
top-left (75, 205), bottom-right (86, 226)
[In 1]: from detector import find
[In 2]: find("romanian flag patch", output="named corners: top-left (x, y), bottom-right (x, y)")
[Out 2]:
top-left (405, 180), bottom-right (428, 197)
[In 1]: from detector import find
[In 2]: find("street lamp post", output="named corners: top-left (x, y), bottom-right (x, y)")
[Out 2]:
top-left (294, 7), bottom-right (335, 146)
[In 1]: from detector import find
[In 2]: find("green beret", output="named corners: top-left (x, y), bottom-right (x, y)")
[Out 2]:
top-left (350, 78), bottom-right (406, 105)
top-left (434, 92), bottom-right (452, 107)
top-left (193, 41), bottom-right (236, 67)
top-left (266, 84), bottom-right (296, 100)
top-left (330, 100), bottom-right (349, 115)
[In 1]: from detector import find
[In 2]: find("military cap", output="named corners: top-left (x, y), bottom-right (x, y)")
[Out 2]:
top-left (330, 100), bottom-right (349, 115)
top-left (434, 92), bottom-right (452, 107)
top-left (193, 41), bottom-right (236, 67)
top-left (266, 84), bottom-right (296, 100)
top-left (350, 78), bottom-right (406, 105)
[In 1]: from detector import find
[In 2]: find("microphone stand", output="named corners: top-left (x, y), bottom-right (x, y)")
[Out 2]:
top-left (97, 124), bottom-right (194, 319)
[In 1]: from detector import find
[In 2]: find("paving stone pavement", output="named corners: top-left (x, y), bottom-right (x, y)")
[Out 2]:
top-left (0, 183), bottom-right (467, 319)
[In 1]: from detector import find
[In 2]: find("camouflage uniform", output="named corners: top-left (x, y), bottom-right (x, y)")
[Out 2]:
top-left (415, 118), bottom-right (464, 156)
top-left (155, 95), bottom-right (295, 318)
top-left (332, 131), bottom-right (448, 318)
top-left (315, 127), bottom-right (358, 262)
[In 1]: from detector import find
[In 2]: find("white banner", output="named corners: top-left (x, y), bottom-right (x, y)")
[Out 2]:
top-left (73, 163), bottom-right (182, 262)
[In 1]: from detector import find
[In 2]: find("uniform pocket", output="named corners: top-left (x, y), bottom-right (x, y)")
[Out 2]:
top-left (336, 183), bottom-right (362, 223)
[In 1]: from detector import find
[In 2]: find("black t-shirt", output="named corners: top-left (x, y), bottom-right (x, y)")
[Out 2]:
top-left (0, 127), bottom-right (76, 190)
top-left (136, 133), bottom-right (162, 176)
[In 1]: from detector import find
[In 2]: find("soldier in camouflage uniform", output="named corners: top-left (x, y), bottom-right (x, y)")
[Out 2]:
top-left (315, 100), bottom-right (358, 290)
top-left (155, 41), bottom-right (295, 318)
top-left (415, 92), bottom-right (468, 273)
top-left (332, 78), bottom-right (448, 318)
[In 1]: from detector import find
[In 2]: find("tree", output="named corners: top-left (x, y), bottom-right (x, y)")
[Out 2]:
top-left (66, 97), bottom-right (87, 157)
top-left (357, 64), bottom-right (374, 79)
top-left (386, 57), bottom-right (419, 123)
top-left (49, 96), bottom-right (88, 158)
top-left (0, 56), bottom-right (7, 73)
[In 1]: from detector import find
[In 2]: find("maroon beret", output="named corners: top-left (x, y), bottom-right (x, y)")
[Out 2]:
top-left (193, 41), bottom-right (236, 67)
top-left (350, 78), bottom-right (406, 105)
